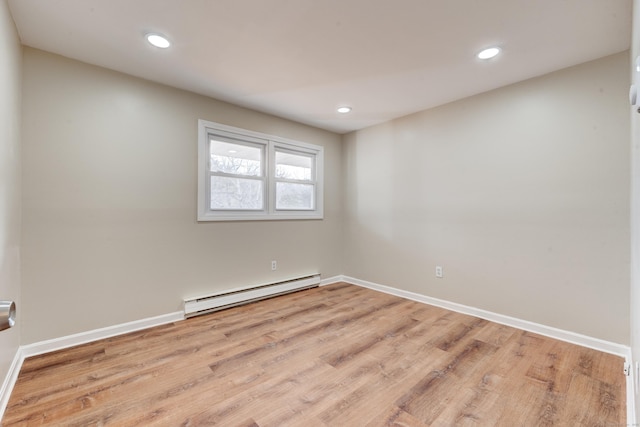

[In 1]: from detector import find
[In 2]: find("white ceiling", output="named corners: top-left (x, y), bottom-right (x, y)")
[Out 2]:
top-left (7, 0), bottom-right (633, 134)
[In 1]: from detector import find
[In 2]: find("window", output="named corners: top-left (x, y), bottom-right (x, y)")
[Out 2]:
top-left (209, 136), bottom-right (265, 211)
top-left (198, 120), bottom-right (324, 221)
top-left (274, 148), bottom-right (315, 210)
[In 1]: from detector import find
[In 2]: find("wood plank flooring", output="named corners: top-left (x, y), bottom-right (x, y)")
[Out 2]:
top-left (3, 283), bottom-right (625, 426)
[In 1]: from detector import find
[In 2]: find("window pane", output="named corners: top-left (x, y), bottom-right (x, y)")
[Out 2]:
top-left (276, 182), bottom-right (314, 210)
top-left (210, 176), bottom-right (263, 210)
top-left (275, 151), bottom-right (312, 181)
top-left (210, 139), bottom-right (262, 176)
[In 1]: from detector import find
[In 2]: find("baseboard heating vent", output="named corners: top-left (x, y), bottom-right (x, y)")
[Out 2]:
top-left (183, 274), bottom-right (321, 318)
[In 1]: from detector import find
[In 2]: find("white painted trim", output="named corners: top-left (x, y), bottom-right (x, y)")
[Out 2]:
top-left (320, 275), bottom-right (344, 286)
top-left (626, 353), bottom-right (637, 426)
top-left (340, 275), bottom-right (630, 358)
top-left (0, 347), bottom-right (24, 420)
top-left (21, 311), bottom-right (184, 358)
top-left (197, 119), bottom-right (324, 222)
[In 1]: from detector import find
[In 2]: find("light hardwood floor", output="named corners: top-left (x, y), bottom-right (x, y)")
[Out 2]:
top-left (3, 283), bottom-right (625, 426)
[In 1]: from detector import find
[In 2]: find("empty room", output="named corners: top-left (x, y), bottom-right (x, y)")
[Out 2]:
top-left (1, 0), bottom-right (640, 425)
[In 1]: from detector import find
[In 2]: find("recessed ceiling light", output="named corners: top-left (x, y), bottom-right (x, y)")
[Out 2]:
top-left (337, 106), bottom-right (352, 114)
top-left (146, 33), bottom-right (171, 49)
top-left (477, 47), bottom-right (501, 60)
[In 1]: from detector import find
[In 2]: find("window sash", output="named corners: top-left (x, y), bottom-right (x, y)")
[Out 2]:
top-left (207, 136), bottom-right (267, 212)
top-left (272, 146), bottom-right (317, 211)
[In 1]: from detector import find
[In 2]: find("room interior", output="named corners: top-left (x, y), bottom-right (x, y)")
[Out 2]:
top-left (1, 0), bottom-right (640, 423)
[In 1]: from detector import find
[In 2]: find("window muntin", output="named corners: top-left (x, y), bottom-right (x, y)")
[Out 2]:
top-left (198, 120), bottom-right (323, 221)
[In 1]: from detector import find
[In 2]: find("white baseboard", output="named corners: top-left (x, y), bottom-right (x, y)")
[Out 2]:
top-left (626, 354), bottom-right (637, 426)
top-left (337, 275), bottom-right (629, 356)
top-left (320, 275), bottom-right (343, 286)
top-left (0, 348), bottom-right (24, 421)
top-left (21, 311), bottom-right (184, 359)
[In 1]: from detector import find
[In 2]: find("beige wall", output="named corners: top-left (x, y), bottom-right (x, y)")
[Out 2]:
top-left (21, 48), bottom-right (343, 344)
top-left (18, 44), bottom-right (632, 347)
top-left (0, 0), bottom-right (22, 381)
top-left (343, 52), bottom-right (630, 344)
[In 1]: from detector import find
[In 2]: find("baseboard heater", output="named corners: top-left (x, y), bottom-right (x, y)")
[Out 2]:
top-left (183, 274), bottom-right (321, 318)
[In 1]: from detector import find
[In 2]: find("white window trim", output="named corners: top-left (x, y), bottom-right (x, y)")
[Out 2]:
top-left (198, 119), bottom-right (324, 221)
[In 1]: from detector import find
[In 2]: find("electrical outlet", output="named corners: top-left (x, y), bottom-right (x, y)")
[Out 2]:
top-left (271, 260), bottom-right (277, 271)
top-left (435, 266), bottom-right (443, 278)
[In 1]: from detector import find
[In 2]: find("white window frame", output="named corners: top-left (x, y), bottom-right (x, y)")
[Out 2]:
top-left (198, 119), bottom-right (324, 221)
